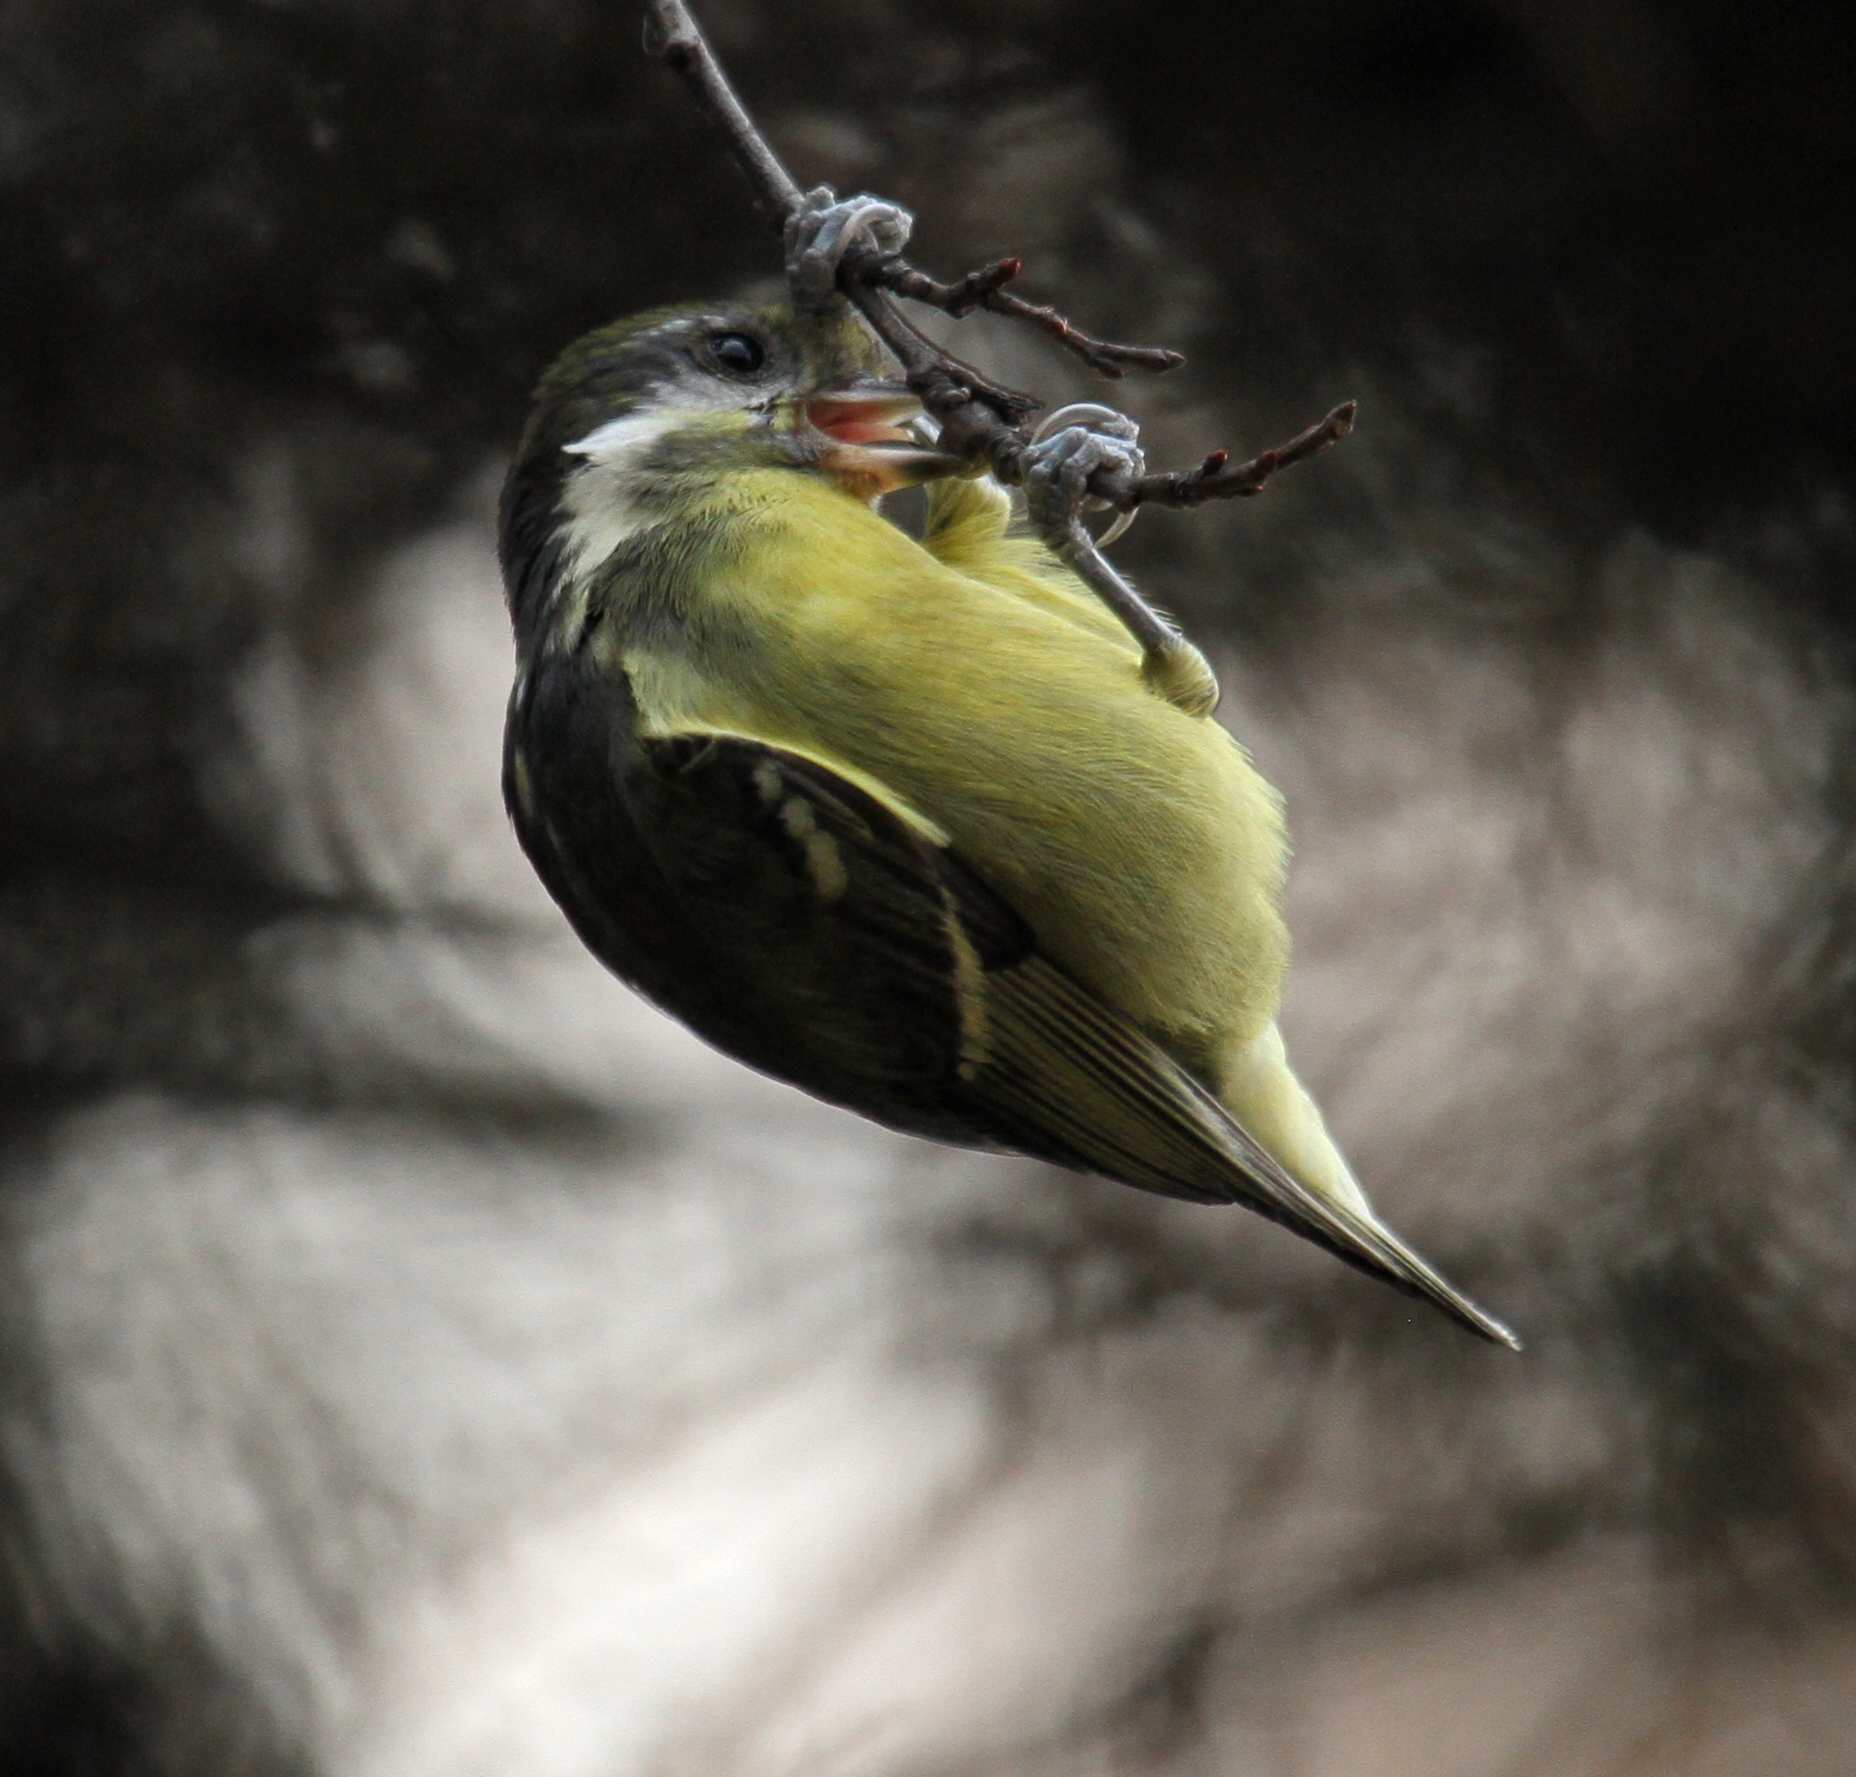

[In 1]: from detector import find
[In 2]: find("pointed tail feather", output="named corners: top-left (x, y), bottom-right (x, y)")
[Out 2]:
top-left (981, 959), bottom-right (1522, 1348)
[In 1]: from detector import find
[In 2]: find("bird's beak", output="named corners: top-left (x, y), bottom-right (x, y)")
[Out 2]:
top-left (802, 382), bottom-right (968, 494)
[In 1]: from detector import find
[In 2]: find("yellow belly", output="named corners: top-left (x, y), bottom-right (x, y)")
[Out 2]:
top-left (622, 475), bottom-right (1290, 1054)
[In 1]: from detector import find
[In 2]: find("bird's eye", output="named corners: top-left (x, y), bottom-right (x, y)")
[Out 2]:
top-left (707, 331), bottom-right (767, 377)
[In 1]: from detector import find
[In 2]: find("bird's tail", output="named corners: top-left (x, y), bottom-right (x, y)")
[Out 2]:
top-left (1214, 1023), bottom-right (1522, 1349)
top-left (976, 954), bottom-right (1521, 1348)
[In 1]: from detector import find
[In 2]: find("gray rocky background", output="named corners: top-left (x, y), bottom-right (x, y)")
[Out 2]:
top-left (2, 1), bottom-right (1853, 1771)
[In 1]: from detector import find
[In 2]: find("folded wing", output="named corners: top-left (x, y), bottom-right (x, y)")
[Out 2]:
top-left (617, 727), bottom-right (1518, 1348)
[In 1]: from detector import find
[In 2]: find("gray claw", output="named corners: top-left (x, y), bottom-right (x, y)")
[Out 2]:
top-left (785, 187), bottom-right (915, 311)
top-left (1021, 411), bottom-right (1208, 712)
top-left (1024, 417), bottom-right (1146, 534)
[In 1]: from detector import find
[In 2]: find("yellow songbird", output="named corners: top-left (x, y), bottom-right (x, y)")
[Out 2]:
top-left (498, 292), bottom-right (1518, 1348)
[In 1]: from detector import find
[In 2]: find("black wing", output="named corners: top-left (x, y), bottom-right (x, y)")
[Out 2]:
top-left (506, 659), bottom-right (1517, 1347)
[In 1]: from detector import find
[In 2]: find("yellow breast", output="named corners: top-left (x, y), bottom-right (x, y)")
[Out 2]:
top-left (620, 474), bottom-right (1291, 1055)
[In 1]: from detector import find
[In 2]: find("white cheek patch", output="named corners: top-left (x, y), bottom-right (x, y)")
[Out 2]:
top-left (563, 411), bottom-right (678, 463)
top-left (554, 409), bottom-right (682, 582)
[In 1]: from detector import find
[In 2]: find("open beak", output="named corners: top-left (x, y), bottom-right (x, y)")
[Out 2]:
top-left (803, 383), bottom-right (967, 495)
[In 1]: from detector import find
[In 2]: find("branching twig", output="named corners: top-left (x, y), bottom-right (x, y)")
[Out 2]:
top-left (882, 254), bottom-right (1023, 318)
top-left (868, 250), bottom-right (1186, 378)
top-left (640, 0), bottom-right (1355, 716)
top-left (1130, 402), bottom-right (1359, 506)
top-left (976, 285), bottom-right (1186, 378)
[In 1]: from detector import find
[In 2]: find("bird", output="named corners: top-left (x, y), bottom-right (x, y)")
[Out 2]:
top-left (497, 291), bottom-right (1520, 1349)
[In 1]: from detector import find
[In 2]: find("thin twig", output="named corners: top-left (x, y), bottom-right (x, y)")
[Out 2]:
top-left (864, 254), bottom-right (1186, 379)
top-left (879, 254), bottom-right (1024, 319)
top-left (641, 1), bottom-right (799, 220)
top-left (976, 401), bottom-right (1361, 518)
top-left (841, 273), bottom-right (1044, 425)
top-left (641, 0), bottom-right (1352, 514)
top-left (640, 0), bottom-right (1354, 715)
top-left (1131, 401), bottom-right (1359, 506)
top-left (974, 287), bottom-right (1185, 378)
top-left (642, 1), bottom-right (1186, 401)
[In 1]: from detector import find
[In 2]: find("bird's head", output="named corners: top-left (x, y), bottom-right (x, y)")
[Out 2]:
top-left (499, 300), bottom-right (957, 639)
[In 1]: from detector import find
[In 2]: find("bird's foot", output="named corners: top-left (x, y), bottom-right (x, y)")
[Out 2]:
top-left (1025, 413), bottom-right (1220, 718)
top-left (785, 186), bottom-right (914, 312)
top-left (1022, 412), bottom-right (1145, 537)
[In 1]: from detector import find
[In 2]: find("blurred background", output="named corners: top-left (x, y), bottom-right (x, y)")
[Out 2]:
top-left (3, 1), bottom-right (1853, 1771)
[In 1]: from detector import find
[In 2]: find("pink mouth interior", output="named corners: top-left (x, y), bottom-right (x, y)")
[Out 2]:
top-left (805, 397), bottom-right (916, 447)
